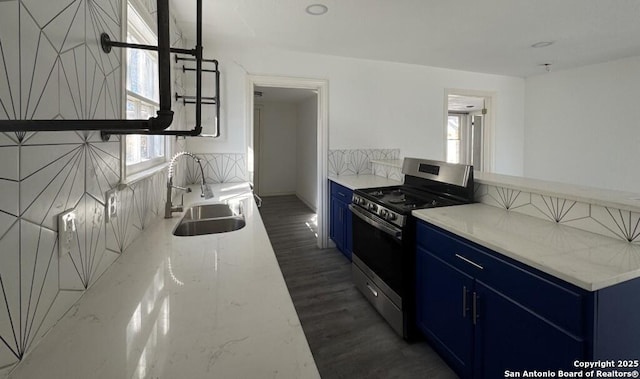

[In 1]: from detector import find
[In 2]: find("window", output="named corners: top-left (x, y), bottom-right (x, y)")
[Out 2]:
top-left (447, 115), bottom-right (461, 164)
top-left (125, 2), bottom-right (166, 174)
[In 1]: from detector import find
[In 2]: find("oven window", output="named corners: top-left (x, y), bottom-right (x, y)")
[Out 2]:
top-left (352, 214), bottom-right (404, 294)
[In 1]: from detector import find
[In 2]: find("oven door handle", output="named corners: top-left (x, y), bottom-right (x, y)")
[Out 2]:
top-left (349, 204), bottom-right (402, 241)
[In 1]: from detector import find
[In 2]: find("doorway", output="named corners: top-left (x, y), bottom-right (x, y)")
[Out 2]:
top-left (445, 89), bottom-right (495, 172)
top-left (246, 75), bottom-right (329, 249)
top-left (253, 86), bottom-right (317, 209)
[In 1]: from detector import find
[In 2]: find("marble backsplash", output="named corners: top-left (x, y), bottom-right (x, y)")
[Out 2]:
top-left (0, 0), bottom-right (189, 373)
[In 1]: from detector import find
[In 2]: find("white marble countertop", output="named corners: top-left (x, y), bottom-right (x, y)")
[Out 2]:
top-left (413, 203), bottom-right (640, 291)
top-left (475, 171), bottom-right (640, 212)
top-left (328, 174), bottom-right (402, 190)
top-left (9, 183), bottom-right (319, 379)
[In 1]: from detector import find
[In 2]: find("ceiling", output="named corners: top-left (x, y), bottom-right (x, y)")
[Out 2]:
top-left (172, 0), bottom-right (640, 78)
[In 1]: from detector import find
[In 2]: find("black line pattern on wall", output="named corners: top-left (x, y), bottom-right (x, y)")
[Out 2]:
top-left (328, 149), bottom-right (400, 176)
top-left (489, 186), bottom-right (523, 210)
top-left (185, 154), bottom-right (248, 184)
top-left (477, 184), bottom-right (640, 244)
top-left (597, 208), bottom-right (640, 242)
top-left (0, 0), bottom-right (122, 368)
top-left (537, 196), bottom-right (577, 223)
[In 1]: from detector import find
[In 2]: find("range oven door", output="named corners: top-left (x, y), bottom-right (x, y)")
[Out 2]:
top-left (349, 204), bottom-right (404, 302)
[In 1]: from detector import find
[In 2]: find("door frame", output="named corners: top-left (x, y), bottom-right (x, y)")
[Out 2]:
top-left (252, 105), bottom-right (263, 195)
top-left (246, 75), bottom-right (330, 249)
top-left (444, 89), bottom-right (496, 172)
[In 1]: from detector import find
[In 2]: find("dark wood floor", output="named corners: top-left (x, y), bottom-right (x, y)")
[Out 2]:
top-left (259, 195), bottom-right (458, 379)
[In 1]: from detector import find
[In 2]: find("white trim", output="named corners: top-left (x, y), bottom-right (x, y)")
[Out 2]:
top-left (444, 89), bottom-right (496, 173)
top-left (121, 162), bottom-right (169, 186)
top-left (120, 0), bottom-right (168, 181)
top-left (246, 74), bottom-right (329, 249)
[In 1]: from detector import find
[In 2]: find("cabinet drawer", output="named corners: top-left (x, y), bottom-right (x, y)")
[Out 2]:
top-left (330, 181), bottom-right (353, 202)
top-left (416, 221), bottom-right (586, 337)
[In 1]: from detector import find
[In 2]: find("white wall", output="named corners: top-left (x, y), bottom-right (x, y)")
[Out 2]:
top-left (524, 55), bottom-right (640, 192)
top-left (296, 95), bottom-right (318, 210)
top-left (257, 101), bottom-right (297, 195)
top-left (187, 40), bottom-right (526, 176)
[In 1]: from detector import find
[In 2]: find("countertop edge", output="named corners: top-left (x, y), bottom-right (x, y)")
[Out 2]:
top-left (7, 182), bottom-right (320, 379)
top-left (413, 204), bottom-right (640, 292)
top-left (328, 174), bottom-right (402, 190)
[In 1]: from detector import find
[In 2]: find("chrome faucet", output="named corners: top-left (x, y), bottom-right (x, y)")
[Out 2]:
top-left (165, 152), bottom-right (214, 218)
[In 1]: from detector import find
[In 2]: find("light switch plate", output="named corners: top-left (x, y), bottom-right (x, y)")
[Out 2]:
top-left (105, 188), bottom-right (118, 223)
top-left (57, 209), bottom-right (77, 258)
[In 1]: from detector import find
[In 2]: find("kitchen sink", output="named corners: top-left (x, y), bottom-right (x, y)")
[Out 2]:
top-left (172, 203), bottom-right (246, 236)
top-left (173, 217), bottom-right (246, 236)
top-left (182, 204), bottom-right (235, 220)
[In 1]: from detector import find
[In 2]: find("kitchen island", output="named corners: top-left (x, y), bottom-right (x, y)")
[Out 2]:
top-left (413, 203), bottom-right (640, 291)
top-left (8, 183), bottom-right (319, 379)
top-left (413, 202), bottom-right (640, 378)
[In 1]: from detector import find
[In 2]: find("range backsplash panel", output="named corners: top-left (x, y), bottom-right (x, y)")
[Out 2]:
top-left (328, 149), bottom-right (400, 177)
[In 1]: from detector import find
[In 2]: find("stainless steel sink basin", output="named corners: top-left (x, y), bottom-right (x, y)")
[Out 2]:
top-left (173, 217), bottom-right (246, 236)
top-left (182, 204), bottom-right (235, 220)
top-left (173, 203), bottom-right (246, 236)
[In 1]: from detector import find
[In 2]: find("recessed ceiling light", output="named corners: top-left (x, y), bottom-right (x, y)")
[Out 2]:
top-left (531, 41), bottom-right (554, 48)
top-left (306, 4), bottom-right (328, 16)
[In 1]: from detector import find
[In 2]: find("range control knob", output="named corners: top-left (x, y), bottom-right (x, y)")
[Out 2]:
top-left (387, 212), bottom-right (397, 221)
top-left (379, 209), bottom-right (389, 219)
top-left (368, 203), bottom-right (378, 212)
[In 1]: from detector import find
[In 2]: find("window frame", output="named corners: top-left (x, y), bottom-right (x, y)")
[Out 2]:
top-left (121, 0), bottom-right (169, 178)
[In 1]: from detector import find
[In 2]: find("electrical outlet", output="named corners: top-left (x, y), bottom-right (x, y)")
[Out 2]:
top-left (58, 209), bottom-right (77, 258)
top-left (105, 188), bottom-right (118, 223)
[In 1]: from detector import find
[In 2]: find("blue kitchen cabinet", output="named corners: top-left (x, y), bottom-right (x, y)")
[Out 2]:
top-left (474, 280), bottom-right (584, 378)
top-left (416, 220), bottom-right (640, 379)
top-left (330, 181), bottom-right (353, 260)
top-left (416, 246), bottom-right (474, 378)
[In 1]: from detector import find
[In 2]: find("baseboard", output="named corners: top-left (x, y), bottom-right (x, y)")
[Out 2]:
top-left (259, 191), bottom-right (296, 197)
top-left (296, 193), bottom-right (317, 213)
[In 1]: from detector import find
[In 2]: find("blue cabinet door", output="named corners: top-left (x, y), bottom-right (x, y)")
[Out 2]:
top-left (474, 280), bottom-right (585, 378)
top-left (416, 246), bottom-right (475, 378)
top-left (344, 205), bottom-right (352, 260)
top-left (330, 197), bottom-right (345, 251)
top-left (330, 181), bottom-right (353, 260)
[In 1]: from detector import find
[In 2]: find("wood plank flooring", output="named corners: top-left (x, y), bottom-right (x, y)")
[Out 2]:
top-left (259, 195), bottom-right (458, 379)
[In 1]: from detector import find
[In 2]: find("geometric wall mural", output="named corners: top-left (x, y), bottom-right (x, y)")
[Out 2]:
top-left (328, 148), bottom-right (400, 177)
top-left (186, 153), bottom-right (248, 184)
top-left (106, 169), bottom-right (168, 254)
top-left (0, 0), bottom-right (187, 373)
top-left (476, 183), bottom-right (640, 244)
top-left (0, 0), bottom-right (122, 369)
top-left (370, 160), bottom-right (403, 181)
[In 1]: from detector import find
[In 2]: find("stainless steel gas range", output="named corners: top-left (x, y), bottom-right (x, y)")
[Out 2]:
top-left (349, 158), bottom-right (474, 339)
